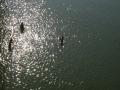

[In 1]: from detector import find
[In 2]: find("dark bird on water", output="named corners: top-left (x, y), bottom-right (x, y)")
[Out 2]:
top-left (8, 38), bottom-right (13, 52)
top-left (20, 22), bottom-right (25, 33)
top-left (59, 36), bottom-right (64, 47)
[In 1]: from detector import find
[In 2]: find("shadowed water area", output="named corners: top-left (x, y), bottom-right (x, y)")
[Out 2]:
top-left (0, 0), bottom-right (120, 90)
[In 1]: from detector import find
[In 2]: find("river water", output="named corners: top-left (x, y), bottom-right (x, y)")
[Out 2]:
top-left (0, 0), bottom-right (120, 90)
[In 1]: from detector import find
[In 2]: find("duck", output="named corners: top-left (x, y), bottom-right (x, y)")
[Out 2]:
top-left (20, 22), bottom-right (25, 33)
top-left (59, 36), bottom-right (64, 47)
top-left (8, 38), bottom-right (13, 52)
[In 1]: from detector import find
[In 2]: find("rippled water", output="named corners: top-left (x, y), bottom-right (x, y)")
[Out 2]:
top-left (0, 0), bottom-right (72, 90)
top-left (1, 0), bottom-right (120, 90)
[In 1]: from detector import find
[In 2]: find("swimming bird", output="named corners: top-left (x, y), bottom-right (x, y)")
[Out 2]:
top-left (20, 22), bottom-right (25, 33)
top-left (59, 36), bottom-right (64, 47)
top-left (8, 38), bottom-right (13, 52)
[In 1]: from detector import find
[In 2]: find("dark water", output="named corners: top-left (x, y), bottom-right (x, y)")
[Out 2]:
top-left (0, 0), bottom-right (120, 90)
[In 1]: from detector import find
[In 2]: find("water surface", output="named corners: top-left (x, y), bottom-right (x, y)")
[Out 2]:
top-left (0, 0), bottom-right (120, 90)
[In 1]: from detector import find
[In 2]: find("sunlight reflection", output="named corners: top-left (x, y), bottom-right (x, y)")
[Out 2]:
top-left (0, 0), bottom-right (74, 89)
top-left (3, 0), bottom-right (60, 89)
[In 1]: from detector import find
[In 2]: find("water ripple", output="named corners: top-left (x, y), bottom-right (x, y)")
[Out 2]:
top-left (0, 0), bottom-right (76, 90)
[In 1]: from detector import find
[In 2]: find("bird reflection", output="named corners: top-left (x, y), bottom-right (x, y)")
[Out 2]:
top-left (20, 22), bottom-right (25, 33)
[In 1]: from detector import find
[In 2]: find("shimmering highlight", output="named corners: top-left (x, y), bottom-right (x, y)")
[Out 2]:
top-left (0, 0), bottom-right (74, 90)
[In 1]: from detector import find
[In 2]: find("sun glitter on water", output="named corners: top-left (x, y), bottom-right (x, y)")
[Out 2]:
top-left (6, 0), bottom-right (50, 59)
top-left (0, 0), bottom-right (74, 89)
